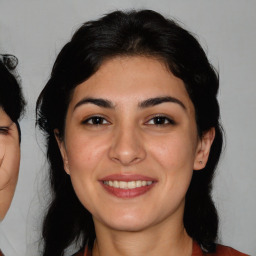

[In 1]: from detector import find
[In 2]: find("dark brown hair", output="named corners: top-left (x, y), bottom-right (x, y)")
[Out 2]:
top-left (37, 10), bottom-right (223, 255)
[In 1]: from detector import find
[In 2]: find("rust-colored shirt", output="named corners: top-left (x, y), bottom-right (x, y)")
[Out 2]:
top-left (73, 241), bottom-right (249, 256)
top-left (192, 242), bottom-right (249, 256)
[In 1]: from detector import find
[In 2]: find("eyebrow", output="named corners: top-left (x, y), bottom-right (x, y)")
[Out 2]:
top-left (74, 98), bottom-right (114, 111)
top-left (139, 96), bottom-right (186, 110)
top-left (73, 96), bottom-right (186, 111)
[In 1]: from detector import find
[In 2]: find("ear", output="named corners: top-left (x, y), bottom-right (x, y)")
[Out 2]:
top-left (54, 129), bottom-right (70, 175)
top-left (193, 127), bottom-right (215, 170)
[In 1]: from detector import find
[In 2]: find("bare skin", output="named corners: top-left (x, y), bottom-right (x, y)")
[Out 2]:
top-left (57, 56), bottom-right (215, 256)
top-left (0, 108), bottom-right (20, 221)
top-left (92, 201), bottom-right (193, 256)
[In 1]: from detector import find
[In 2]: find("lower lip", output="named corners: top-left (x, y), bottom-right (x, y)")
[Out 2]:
top-left (101, 182), bottom-right (156, 198)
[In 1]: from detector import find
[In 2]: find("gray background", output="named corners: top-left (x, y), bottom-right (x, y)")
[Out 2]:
top-left (0, 0), bottom-right (255, 255)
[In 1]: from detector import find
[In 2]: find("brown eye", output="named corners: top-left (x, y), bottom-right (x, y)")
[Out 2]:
top-left (0, 127), bottom-right (9, 135)
top-left (146, 116), bottom-right (175, 126)
top-left (83, 116), bottom-right (109, 125)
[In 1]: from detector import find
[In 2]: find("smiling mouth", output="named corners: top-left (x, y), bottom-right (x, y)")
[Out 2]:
top-left (100, 175), bottom-right (156, 198)
top-left (103, 180), bottom-right (153, 189)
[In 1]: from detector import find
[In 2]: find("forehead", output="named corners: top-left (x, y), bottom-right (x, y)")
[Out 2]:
top-left (69, 56), bottom-right (194, 112)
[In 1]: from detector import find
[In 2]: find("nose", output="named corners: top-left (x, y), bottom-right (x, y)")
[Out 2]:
top-left (108, 124), bottom-right (146, 166)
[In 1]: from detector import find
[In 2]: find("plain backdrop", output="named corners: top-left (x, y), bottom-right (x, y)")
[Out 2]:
top-left (0, 1), bottom-right (255, 255)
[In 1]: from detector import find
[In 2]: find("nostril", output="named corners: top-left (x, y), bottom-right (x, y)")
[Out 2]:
top-left (109, 146), bottom-right (146, 165)
top-left (108, 129), bottom-right (146, 165)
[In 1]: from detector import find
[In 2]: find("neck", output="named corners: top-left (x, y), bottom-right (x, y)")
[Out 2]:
top-left (92, 213), bottom-right (192, 256)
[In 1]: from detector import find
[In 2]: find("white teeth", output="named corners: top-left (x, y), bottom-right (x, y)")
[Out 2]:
top-left (113, 180), bottom-right (119, 188)
top-left (119, 181), bottom-right (127, 189)
top-left (136, 180), bottom-right (142, 187)
top-left (128, 181), bottom-right (136, 189)
top-left (103, 180), bottom-right (153, 189)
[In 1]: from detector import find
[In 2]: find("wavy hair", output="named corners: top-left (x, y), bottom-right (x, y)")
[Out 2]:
top-left (36, 10), bottom-right (223, 255)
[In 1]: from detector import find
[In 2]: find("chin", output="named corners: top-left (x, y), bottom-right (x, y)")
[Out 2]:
top-left (108, 219), bottom-right (150, 232)
top-left (95, 210), bottom-right (157, 232)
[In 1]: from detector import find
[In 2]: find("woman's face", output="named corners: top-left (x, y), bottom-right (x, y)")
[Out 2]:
top-left (57, 56), bottom-right (213, 232)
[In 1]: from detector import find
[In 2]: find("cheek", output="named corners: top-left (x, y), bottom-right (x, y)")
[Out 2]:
top-left (66, 132), bottom-right (107, 172)
top-left (148, 131), bottom-right (197, 197)
top-left (149, 133), bottom-right (197, 170)
top-left (64, 134), bottom-right (105, 209)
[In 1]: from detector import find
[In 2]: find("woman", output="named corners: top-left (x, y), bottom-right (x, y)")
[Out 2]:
top-left (36, 10), bottom-right (248, 256)
top-left (0, 54), bottom-right (25, 255)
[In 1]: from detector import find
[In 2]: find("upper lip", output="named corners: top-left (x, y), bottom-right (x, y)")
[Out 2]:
top-left (99, 174), bottom-right (157, 182)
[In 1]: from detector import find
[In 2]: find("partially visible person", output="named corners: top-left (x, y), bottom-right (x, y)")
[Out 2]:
top-left (0, 54), bottom-right (25, 255)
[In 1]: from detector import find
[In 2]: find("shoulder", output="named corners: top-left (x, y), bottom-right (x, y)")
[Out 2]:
top-left (192, 241), bottom-right (249, 256)
top-left (211, 244), bottom-right (249, 256)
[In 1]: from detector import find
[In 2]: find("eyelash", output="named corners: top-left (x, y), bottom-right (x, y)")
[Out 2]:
top-left (82, 116), bottom-right (110, 125)
top-left (0, 127), bottom-right (9, 135)
top-left (82, 115), bottom-right (175, 126)
top-left (146, 115), bottom-right (176, 126)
